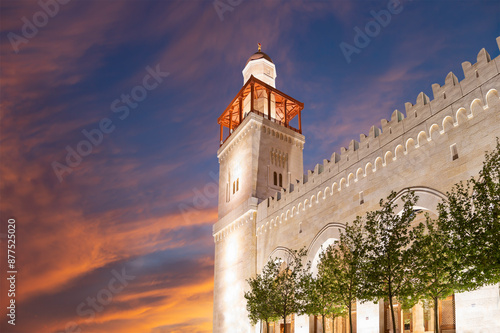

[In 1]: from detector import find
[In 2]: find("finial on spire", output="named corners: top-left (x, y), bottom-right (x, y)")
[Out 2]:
top-left (258, 43), bottom-right (261, 52)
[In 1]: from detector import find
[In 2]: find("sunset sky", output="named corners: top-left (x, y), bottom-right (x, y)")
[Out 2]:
top-left (0, 0), bottom-right (499, 332)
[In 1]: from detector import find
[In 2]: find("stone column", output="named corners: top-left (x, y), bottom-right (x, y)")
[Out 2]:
top-left (455, 284), bottom-right (500, 332)
top-left (357, 300), bottom-right (379, 333)
top-left (412, 303), bottom-right (425, 333)
top-left (294, 314), bottom-right (309, 333)
top-left (428, 307), bottom-right (435, 333)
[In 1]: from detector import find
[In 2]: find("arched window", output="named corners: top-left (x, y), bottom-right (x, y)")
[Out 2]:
top-left (236, 178), bottom-right (239, 191)
top-left (233, 181), bottom-right (235, 194)
top-left (279, 173), bottom-right (283, 187)
top-left (273, 172), bottom-right (277, 186)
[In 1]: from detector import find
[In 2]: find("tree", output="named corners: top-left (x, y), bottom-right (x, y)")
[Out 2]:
top-left (245, 248), bottom-right (306, 333)
top-left (319, 218), bottom-right (364, 333)
top-left (360, 190), bottom-right (419, 333)
top-left (300, 260), bottom-right (346, 333)
top-left (474, 139), bottom-right (500, 281)
top-left (272, 248), bottom-right (307, 333)
top-left (244, 259), bottom-right (280, 332)
top-left (438, 139), bottom-right (500, 289)
top-left (406, 139), bottom-right (500, 333)
top-left (409, 215), bottom-right (458, 333)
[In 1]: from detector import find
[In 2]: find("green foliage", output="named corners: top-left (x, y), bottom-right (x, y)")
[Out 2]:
top-left (300, 261), bottom-right (346, 333)
top-left (245, 248), bottom-right (307, 333)
top-left (474, 138), bottom-right (500, 282)
top-left (272, 248), bottom-right (307, 333)
top-left (360, 190), bottom-right (419, 333)
top-left (244, 259), bottom-right (280, 328)
top-left (405, 139), bottom-right (500, 333)
top-left (438, 139), bottom-right (500, 289)
top-left (318, 218), bottom-right (364, 333)
top-left (409, 216), bottom-right (458, 333)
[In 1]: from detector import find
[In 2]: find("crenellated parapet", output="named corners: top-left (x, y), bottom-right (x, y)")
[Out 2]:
top-left (257, 38), bottom-right (500, 234)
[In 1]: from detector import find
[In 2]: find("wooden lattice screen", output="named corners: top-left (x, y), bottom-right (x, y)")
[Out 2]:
top-left (440, 295), bottom-right (456, 331)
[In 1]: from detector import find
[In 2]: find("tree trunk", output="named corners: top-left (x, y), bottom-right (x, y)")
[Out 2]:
top-left (332, 314), bottom-right (336, 333)
top-left (434, 297), bottom-right (440, 333)
top-left (389, 296), bottom-right (397, 333)
top-left (283, 314), bottom-right (287, 333)
top-left (322, 314), bottom-right (326, 333)
top-left (260, 320), bottom-right (262, 333)
top-left (266, 320), bottom-right (269, 333)
top-left (348, 303), bottom-right (353, 333)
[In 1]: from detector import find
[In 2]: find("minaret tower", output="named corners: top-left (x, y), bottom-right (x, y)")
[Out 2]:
top-left (213, 45), bottom-right (305, 333)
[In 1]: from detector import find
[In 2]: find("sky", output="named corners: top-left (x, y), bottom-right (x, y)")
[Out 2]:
top-left (0, 0), bottom-right (499, 332)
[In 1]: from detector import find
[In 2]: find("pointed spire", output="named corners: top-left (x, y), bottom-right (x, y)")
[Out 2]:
top-left (258, 43), bottom-right (261, 52)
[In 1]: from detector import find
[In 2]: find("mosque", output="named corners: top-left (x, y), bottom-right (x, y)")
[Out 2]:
top-left (212, 39), bottom-right (500, 333)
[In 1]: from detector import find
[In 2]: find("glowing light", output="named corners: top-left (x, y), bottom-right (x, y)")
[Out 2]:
top-left (311, 238), bottom-right (337, 276)
top-left (225, 236), bottom-right (238, 264)
top-left (225, 270), bottom-right (236, 284)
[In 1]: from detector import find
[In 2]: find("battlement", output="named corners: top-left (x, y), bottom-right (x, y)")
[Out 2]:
top-left (257, 37), bottom-right (500, 227)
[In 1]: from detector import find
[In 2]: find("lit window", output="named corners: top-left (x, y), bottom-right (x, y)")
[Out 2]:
top-left (236, 178), bottom-right (239, 191)
top-left (279, 173), bottom-right (283, 187)
top-left (233, 181), bottom-right (235, 194)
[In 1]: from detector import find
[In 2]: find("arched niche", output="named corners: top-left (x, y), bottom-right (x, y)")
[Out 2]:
top-left (267, 246), bottom-right (295, 267)
top-left (306, 223), bottom-right (346, 276)
top-left (392, 186), bottom-right (446, 216)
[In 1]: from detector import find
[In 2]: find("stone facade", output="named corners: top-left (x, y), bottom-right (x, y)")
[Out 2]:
top-left (213, 38), bottom-right (500, 333)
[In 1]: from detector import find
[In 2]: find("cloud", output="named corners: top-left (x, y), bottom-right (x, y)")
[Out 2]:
top-left (3, 225), bottom-right (214, 333)
top-left (151, 318), bottom-right (212, 333)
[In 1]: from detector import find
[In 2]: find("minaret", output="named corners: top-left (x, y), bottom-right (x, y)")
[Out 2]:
top-left (213, 45), bottom-right (305, 333)
top-left (242, 43), bottom-right (277, 87)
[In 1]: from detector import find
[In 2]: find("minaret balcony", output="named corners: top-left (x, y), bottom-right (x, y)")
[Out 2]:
top-left (217, 75), bottom-right (304, 146)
